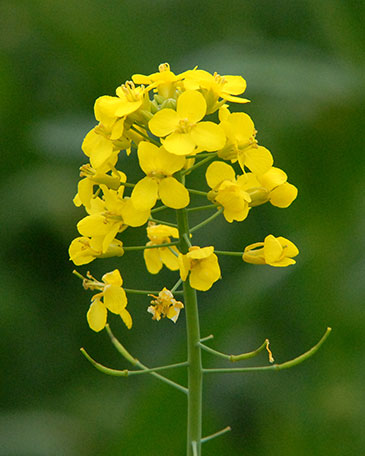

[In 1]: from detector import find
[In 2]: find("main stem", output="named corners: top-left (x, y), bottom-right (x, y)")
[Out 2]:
top-left (176, 204), bottom-right (203, 456)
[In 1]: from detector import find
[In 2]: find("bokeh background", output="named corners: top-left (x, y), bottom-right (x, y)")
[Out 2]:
top-left (1, 1), bottom-right (364, 455)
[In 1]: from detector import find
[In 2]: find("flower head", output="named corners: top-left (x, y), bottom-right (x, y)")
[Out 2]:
top-left (83, 270), bottom-right (132, 331)
top-left (143, 223), bottom-right (179, 274)
top-left (149, 90), bottom-right (225, 156)
top-left (243, 235), bottom-right (299, 267)
top-left (178, 246), bottom-right (221, 291)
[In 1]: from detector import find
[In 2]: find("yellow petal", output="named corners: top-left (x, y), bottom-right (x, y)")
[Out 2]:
top-left (191, 122), bottom-right (226, 152)
top-left (159, 177), bottom-right (190, 209)
top-left (121, 199), bottom-right (150, 227)
top-left (159, 247), bottom-right (179, 271)
top-left (103, 285), bottom-right (127, 314)
top-left (188, 246), bottom-right (214, 260)
top-left (137, 142), bottom-right (160, 175)
top-left (77, 214), bottom-right (110, 237)
top-left (68, 237), bottom-right (96, 265)
top-left (264, 235), bottom-right (283, 264)
top-left (131, 176), bottom-right (159, 211)
top-left (149, 109), bottom-right (180, 137)
top-left (144, 247), bottom-right (163, 274)
top-left (176, 90), bottom-right (206, 123)
top-left (87, 299), bottom-right (107, 332)
top-left (155, 147), bottom-right (186, 175)
top-left (110, 118), bottom-right (125, 140)
top-left (82, 129), bottom-right (114, 169)
top-left (206, 161), bottom-right (236, 189)
top-left (178, 254), bottom-right (190, 281)
top-left (102, 269), bottom-right (123, 286)
top-left (277, 237), bottom-right (299, 258)
top-left (242, 146), bottom-right (273, 175)
top-left (163, 132), bottom-right (196, 156)
top-left (270, 182), bottom-right (298, 208)
top-left (189, 254), bottom-right (221, 291)
top-left (120, 308), bottom-right (132, 329)
top-left (223, 75), bottom-right (247, 95)
top-left (259, 167), bottom-right (287, 191)
top-left (77, 178), bottom-right (94, 208)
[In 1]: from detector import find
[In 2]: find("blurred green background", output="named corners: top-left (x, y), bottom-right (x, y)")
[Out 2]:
top-left (1, 1), bottom-right (364, 455)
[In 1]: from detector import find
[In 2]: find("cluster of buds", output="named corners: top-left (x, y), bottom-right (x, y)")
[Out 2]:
top-left (70, 63), bottom-right (299, 331)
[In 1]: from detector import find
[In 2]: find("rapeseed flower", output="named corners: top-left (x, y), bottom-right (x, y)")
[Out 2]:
top-left (143, 223), bottom-right (179, 274)
top-left (147, 288), bottom-right (184, 323)
top-left (243, 235), bottom-right (299, 267)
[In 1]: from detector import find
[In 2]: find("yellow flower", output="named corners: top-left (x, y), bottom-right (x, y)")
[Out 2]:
top-left (69, 236), bottom-right (124, 266)
top-left (178, 246), bottom-right (221, 291)
top-left (239, 167), bottom-right (298, 208)
top-left (77, 185), bottom-right (150, 253)
top-left (132, 63), bottom-right (187, 99)
top-left (149, 90), bottom-right (226, 156)
top-left (147, 288), bottom-right (184, 323)
top-left (206, 161), bottom-right (251, 222)
top-left (143, 223), bottom-right (179, 274)
top-left (131, 142), bottom-right (189, 210)
top-left (84, 270), bottom-right (132, 332)
top-left (218, 107), bottom-right (273, 175)
top-left (183, 69), bottom-right (249, 113)
top-left (243, 235), bottom-right (299, 267)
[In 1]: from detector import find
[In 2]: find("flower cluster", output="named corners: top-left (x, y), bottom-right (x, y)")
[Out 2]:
top-left (70, 63), bottom-right (299, 332)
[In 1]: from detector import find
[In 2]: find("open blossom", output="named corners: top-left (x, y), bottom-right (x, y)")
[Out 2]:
top-left (206, 161), bottom-right (251, 223)
top-left (131, 142), bottom-right (189, 210)
top-left (84, 270), bottom-right (132, 332)
top-left (147, 288), bottom-right (184, 323)
top-left (178, 246), bottom-right (221, 291)
top-left (149, 90), bottom-right (225, 156)
top-left (143, 223), bottom-right (179, 274)
top-left (243, 235), bottom-right (299, 267)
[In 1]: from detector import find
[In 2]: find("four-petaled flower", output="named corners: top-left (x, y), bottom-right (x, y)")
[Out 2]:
top-left (85, 270), bottom-right (132, 332)
top-left (149, 90), bottom-right (225, 156)
top-left (143, 223), bottom-right (180, 274)
top-left (131, 142), bottom-right (189, 210)
top-left (178, 246), bottom-right (221, 291)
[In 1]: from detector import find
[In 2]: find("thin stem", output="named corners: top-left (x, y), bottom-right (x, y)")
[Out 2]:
top-left (203, 327), bottom-right (332, 374)
top-left (149, 217), bottom-right (178, 228)
top-left (124, 288), bottom-right (183, 295)
top-left (201, 426), bottom-right (231, 444)
top-left (106, 325), bottom-right (188, 394)
top-left (187, 204), bottom-right (218, 212)
top-left (151, 205), bottom-right (169, 214)
top-left (199, 335), bottom-right (214, 343)
top-left (171, 278), bottom-right (183, 293)
top-left (181, 154), bottom-right (217, 176)
top-left (123, 241), bottom-right (179, 251)
top-left (187, 188), bottom-right (209, 197)
top-left (176, 173), bottom-right (203, 456)
top-left (199, 339), bottom-right (270, 362)
top-left (129, 125), bottom-right (160, 146)
top-left (81, 348), bottom-right (188, 376)
top-left (122, 182), bottom-right (135, 188)
top-left (190, 208), bottom-right (223, 233)
top-left (214, 250), bottom-right (244, 257)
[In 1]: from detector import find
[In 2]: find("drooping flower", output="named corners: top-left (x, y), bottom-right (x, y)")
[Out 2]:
top-left (131, 142), bottom-right (189, 210)
top-left (147, 288), bottom-right (184, 323)
top-left (83, 270), bottom-right (132, 331)
top-left (243, 235), bottom-right (299, 267)
top-left (178, 246), bottom-right (221, 291)
top-left (69, 236), bottom-right (124, 266)
top-left (206, 161), bottom-right (251, 222)
top-left (149, 90), bottom-right (226, 156)
top-left (143, 223), bottom-right (179, 274)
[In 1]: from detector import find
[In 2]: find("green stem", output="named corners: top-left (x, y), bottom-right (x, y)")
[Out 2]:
top-left (81, 348), bottom-right (188, 376)
top-left (124, 288), bottom-right (183, 295)
top-left (190, 209), bottom-right (223, 233)
top-left (176, 175), bottom-right (203, 456)
top-left (203, 327), bottom-right (332, 374)
top-left (187, 188), bottom-right (209, 197)
top-left (181, 154), bottom-right (217, 176)
top-left (201, 426), bottom-right (231, 444)
top-left (214, 250), bottom-right (244, 257)
top-left (187, 204), bottom-right (218, 212)
top-left (123, 241), bottom-right (179, 251)
top-left (129, 125), bottom-right (160, 146)
top-left (106, 325), bottom-right (188, 394)
top-left (149, 217), bottom-right (178, 228)
top-left (199, 339), bottom-right (269, 362)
